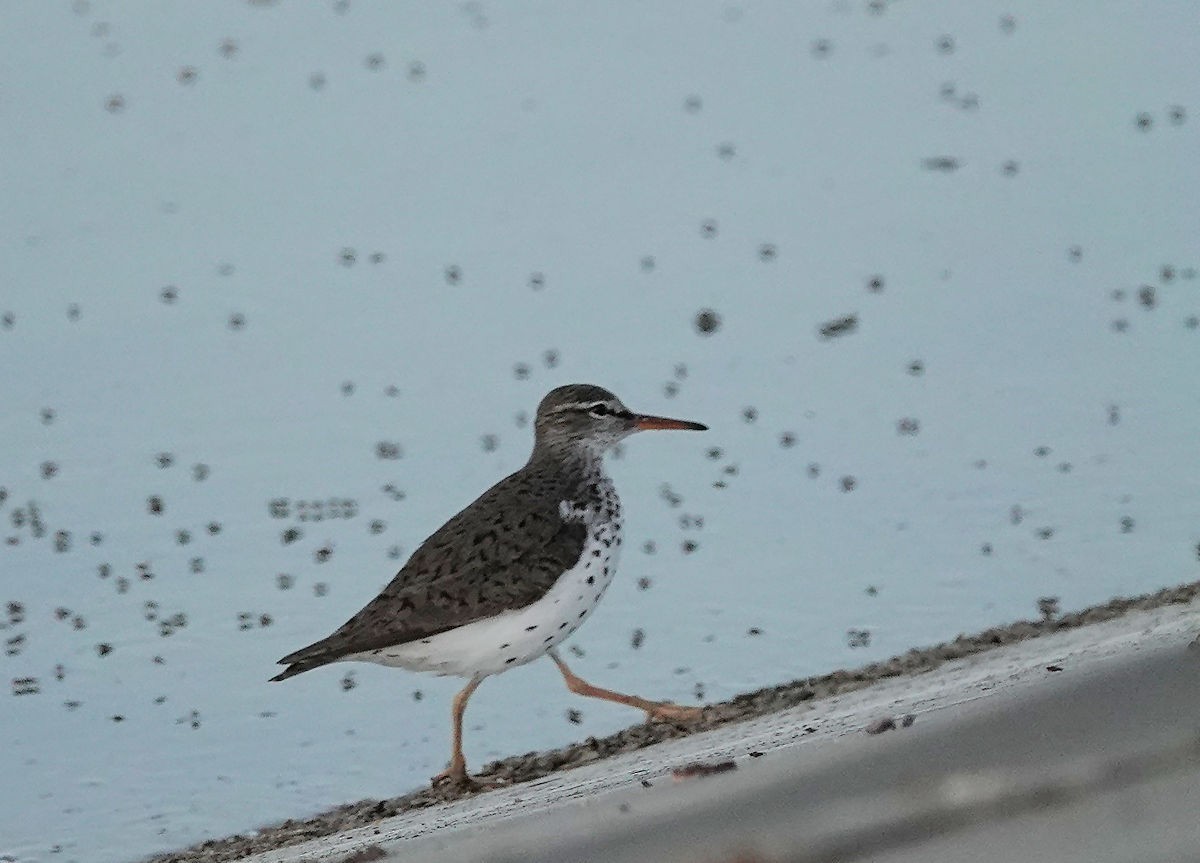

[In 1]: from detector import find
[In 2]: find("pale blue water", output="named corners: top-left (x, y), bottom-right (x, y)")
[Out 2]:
top-left (1, 2), bottom-right (1197, 861)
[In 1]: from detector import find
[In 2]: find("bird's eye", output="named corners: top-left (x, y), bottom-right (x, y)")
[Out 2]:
top-left (588, 403), bottom-right (610, 417)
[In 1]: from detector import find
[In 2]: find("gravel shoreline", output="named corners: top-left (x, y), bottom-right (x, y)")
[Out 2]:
top-left (146, 580), bottom-right (1199, 863)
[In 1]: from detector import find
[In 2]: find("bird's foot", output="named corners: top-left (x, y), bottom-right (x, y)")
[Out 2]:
top-left (430, 767), bottom-right (510, 792)
top-left (645, 702), bottom-right (705, 723)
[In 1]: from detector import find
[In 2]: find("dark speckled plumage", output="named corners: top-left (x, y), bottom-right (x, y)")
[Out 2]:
top-left (271, 385), bottom-right (634, 681)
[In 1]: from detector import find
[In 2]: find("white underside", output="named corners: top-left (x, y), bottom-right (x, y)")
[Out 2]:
top-left (344, 504), bottom-right (621, 679)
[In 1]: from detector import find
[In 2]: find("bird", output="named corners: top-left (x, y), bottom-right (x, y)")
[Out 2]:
top-left (271, 383), bottom-right (708, 787)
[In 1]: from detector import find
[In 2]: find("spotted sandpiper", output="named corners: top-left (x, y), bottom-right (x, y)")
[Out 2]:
top-left (272, 384), bottom-right (708, 787)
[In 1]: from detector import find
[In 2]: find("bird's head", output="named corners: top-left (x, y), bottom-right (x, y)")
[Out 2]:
top-left (533, 383), bottom-right (707, 456)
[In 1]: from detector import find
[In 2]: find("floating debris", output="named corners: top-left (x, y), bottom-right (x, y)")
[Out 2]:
top-left (921, 156), bottom-right (960, 172)
top-left (658, 484), bottom-right (683, 508)
top-left (694, 308), bottom-right (721, 335)
top-left (819, 313), bottom-right (858, 339)
top-left (375, 441), bottom-right (403, 460)
top-left (12, 677), bottom-right (41, 696)
top-left (846, 628), bottom-right (871, 648)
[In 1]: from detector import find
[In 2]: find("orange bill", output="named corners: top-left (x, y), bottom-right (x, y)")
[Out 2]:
top-left (634, 414), bottom-right (708, 432)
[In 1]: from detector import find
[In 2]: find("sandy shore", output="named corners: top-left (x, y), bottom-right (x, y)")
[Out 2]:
top-left (150, 581), bottom-right (1199, 863)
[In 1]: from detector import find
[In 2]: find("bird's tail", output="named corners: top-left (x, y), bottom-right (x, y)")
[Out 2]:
top-left (269, 660), bottom-right (328, 682)
top-left (269, 637), bottom-right (340, 682)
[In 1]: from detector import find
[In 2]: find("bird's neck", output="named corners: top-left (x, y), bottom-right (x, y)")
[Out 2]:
top-left (529, 439), bottom-right (606, 480)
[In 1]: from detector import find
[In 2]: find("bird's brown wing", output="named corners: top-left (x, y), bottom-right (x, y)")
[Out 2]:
top-left (272, 469), bottom-right (587, 678)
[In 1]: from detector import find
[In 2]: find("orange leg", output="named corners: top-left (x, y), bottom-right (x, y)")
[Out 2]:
top-left (431, 674), bottom-right (505, 788)
top-left (548, 649), bottom-right (703, 722)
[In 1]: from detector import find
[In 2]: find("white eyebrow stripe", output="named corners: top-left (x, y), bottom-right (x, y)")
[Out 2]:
top-left (553, 401), bottom-right (609, 412)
